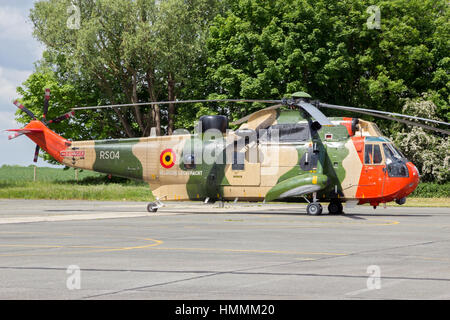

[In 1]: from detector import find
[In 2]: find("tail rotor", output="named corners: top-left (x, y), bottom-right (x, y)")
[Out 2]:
top-left (9, 88), bottom-right (76, 162)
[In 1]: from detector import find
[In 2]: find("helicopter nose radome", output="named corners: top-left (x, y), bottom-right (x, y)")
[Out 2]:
top-left (409, 162), bottom-right (420, 183)
top-left (405, 162), bottom-right (420, 195)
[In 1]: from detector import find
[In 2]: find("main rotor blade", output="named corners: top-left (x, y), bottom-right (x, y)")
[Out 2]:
top-left (230, 104), bottom-right (283, 126)
top-left (346, 108), bottom-right (450, 135)
top-left (72, 99), bottom-right (281, 111)
top-left (13, 100), bottom-right (36, 120)
top-left (297, 101), bottom-right (333, 126)
top-left (318, 103), bottom-right (450, 127)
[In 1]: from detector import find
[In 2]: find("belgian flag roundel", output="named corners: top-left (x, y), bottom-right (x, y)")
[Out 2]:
top-left (160, 148), bottom-right (176, 168)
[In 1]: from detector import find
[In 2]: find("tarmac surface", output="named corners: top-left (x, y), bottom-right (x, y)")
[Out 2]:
top-left (0, 199), bottom-right (449, 300)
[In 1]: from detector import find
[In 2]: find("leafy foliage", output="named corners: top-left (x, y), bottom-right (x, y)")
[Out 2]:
top-left (392, 96), bottom-right (449, 183)
top-left (206, 0), bottom-right (449, 124)
top-left (29, 0), bottom-right (221, 136)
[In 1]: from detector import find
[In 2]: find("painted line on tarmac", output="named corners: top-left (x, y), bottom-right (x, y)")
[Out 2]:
top-left (0, 237), bottom-right (163, 257)
top-left (144, 246), bottom-right (348, 257)
top-left (0, 212), bottom-right (184, 224)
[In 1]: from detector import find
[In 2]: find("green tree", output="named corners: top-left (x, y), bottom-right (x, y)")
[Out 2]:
top-left (392, 96), bottom-right (449, 183)
top-left (206, 0), bottom-right (449, 124)
top-left (29, 0), bottom-right (220, 136)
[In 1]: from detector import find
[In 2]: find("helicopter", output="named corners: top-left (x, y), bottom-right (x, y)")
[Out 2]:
top-left (7, 90), bottom-right (450, 215)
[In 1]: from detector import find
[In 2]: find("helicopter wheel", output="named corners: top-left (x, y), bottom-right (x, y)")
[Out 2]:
top-left (147, 202), bottom-right (158, 213)
top-left (328, 202), bottom-right (343, 215)
top-left (306, 202), bottom-right (322, 215)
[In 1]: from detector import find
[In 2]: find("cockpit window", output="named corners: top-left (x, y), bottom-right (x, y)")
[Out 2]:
top-left (364, 144), bottom-right (372, 164)
top-left (373, 145), bottom-right (382, 164)
top-left (392, 145), bottom-right (405, 159)
top-left (364, 144), bottom-right (383, 165)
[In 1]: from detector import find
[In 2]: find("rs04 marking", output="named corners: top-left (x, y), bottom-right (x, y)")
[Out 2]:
top-left (99, 150), bottom-right (120, 160)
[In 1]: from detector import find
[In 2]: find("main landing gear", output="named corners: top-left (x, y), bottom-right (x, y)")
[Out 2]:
top-left (306, 201), bottom-right (343, 215)
top-left (306, 202), bottom-right (323, 215)
top-left (306, 193), bottom-right (343, 215)
top-left (327, 201), bottom-right (344, 215)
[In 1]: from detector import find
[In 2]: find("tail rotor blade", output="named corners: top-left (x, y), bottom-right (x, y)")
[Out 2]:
top-left (43, 88), bottom-right (50, 120)
top-left (48, 111), bottom-right (75, 124)
top-left (13, 100), bottom-right (36, 120)
top-left (33, 145), bottom-right (40, 163)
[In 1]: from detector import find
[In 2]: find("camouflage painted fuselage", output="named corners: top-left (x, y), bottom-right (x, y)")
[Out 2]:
top-left (45, 109), bottom-right (418, 207)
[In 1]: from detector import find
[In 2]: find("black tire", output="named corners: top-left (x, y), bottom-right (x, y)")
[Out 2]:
top-left (147, 203), bottom-right (158, 213)
top-left (328, 202), bottom-right (343, 215)
top-left (307, 203), bottom-right (322, 215)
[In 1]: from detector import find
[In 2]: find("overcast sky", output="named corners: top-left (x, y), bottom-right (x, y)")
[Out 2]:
top-left (0, 0), bottom-right (53, 166)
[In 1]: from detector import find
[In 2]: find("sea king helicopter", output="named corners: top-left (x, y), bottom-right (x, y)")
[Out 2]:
top-left (7, 90), bottom-right (450, 215)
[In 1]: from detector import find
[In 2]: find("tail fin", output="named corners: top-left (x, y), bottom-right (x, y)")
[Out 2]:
top-left (7, 120), bottom-right (70, 163)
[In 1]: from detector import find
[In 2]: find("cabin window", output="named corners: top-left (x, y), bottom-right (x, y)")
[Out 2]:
top-left (265, 124), bottom-right (310, 142)
top-left (232, 152), bottom-right (245, 170)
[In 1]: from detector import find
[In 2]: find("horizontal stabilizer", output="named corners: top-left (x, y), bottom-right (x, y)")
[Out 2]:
top-left (7, 128), bottom-right (44, 132)
top-left (6, 128), bottom-right (44, 140)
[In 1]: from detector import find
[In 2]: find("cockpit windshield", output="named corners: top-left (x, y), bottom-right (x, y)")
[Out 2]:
top-left (383, 143), bottom-right (404, 164)
top-left (383, 143), bottom-right (408, 177)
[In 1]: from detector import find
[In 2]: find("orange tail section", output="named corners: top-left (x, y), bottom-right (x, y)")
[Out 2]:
top-left (8, 120), bottom-right (70, 163)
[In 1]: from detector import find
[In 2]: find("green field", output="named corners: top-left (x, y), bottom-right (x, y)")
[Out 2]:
top-left (0, 165), bottom-right (103, 182)
top-left (0, 165), bottom-right (448, 206)
top-left (0, 165), bottom-right (153, 201)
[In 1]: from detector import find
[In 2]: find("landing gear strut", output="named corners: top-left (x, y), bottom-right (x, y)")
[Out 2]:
top-left (306, 192), bottom-right (323, 215)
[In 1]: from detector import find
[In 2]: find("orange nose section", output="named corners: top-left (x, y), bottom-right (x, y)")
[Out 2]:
top-left (401, 162), bottom-right (420, 198)
top-left (23, 120), bottom-right (70, 163)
